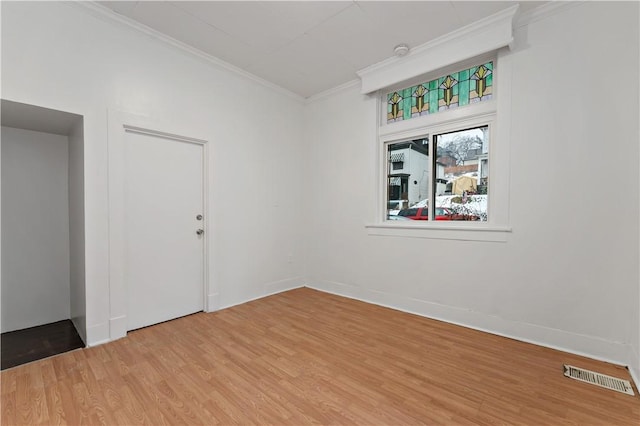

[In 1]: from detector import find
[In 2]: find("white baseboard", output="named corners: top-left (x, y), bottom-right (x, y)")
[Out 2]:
top-left (87, 278), bottom-right (305, 346)
top-left (264, 277), bottom-right (305, 296)
top-left (202, 281), bottom-right (301, 313)
top-left (307, 280), bottom-right (632, 368)
top-left (86, 321), bottom-right (110, 347)
top-left (206, 292), bottom-right (219, 312)
top-left (213, 277), bottom-right (306, 312)
top-left (109, 315), bottom-right (127, 341)
top-left (629, 345), bottom-right (640, 390)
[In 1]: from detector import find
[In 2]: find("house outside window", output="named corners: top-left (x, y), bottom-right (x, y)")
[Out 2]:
top-left (386, 124), bottom-right (490, 222)
top-left (387, 139), bottom-right (429, 211)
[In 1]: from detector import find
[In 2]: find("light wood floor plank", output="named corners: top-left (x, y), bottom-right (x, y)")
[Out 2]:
top-left (2, 288), bottom-right (639, 425)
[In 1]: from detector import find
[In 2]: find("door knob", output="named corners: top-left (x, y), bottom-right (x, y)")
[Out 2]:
top-left (196, 229), bottom-right (204, 236)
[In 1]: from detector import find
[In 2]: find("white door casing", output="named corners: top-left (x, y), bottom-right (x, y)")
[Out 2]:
top-left (124, 128), bottom-right (204, 330)
top-left (108, 111), bottom-right (209, 340)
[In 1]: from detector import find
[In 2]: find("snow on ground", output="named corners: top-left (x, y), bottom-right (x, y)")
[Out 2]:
top-left (411, 194), bottom-right (488, 218)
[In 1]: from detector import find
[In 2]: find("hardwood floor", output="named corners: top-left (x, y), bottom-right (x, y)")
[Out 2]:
top-left (1, 288), bottom-right (638, 425)
top-left (1, 320), bottom-right (85, 370)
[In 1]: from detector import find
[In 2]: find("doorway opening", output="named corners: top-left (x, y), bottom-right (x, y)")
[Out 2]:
top-left (1, 100), bottom-right (86, 369)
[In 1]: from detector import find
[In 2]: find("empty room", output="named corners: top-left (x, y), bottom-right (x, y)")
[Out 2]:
top-left (1, 1), bottom-right (639, 424)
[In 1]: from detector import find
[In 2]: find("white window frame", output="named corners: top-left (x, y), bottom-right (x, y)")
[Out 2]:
top-left (366, 55), bottom-right (512, 242)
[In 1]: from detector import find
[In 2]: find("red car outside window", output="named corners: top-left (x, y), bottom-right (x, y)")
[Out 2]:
top-left (396, 207), bottom-right (477, 221)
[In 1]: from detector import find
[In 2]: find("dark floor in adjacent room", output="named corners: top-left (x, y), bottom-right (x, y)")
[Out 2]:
top-left (1, 319), bottom-right (84, 370)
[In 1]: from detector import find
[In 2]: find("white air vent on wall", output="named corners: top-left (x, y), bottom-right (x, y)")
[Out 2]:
top-left (563, 365), bottom-right (635, 396)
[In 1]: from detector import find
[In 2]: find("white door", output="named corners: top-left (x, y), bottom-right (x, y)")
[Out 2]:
top-left (124, 129), bottom-right (204, 331)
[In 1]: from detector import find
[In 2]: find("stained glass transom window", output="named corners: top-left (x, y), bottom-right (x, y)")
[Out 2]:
top-left (386, 62), bottom-right (493, 124)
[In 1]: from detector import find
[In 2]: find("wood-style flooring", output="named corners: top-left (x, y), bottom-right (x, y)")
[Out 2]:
top-left (1, 320), bottom-right (84, 370)
top-left (1, 288), bottom-right (638, 425)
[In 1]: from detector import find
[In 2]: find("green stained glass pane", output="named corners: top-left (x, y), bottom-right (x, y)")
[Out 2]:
top-left (402, 96), bottom-right (413, 120)
top-left (385, 61), bottom-right (493, 123)
top-left (459, 80), bottom-right (469, 105)
top-left (429, 89), bottom-right (438, 113)
top-left (410, 87), bottom-right (418, 116)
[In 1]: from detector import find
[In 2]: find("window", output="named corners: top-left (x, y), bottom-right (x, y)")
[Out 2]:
top-left (361, 9), bottom-right (516, 241)
top-left (366, 54), bottom-right (513, 242)
top-left (380, 60), bottom-right (496, 228)
top-left (369, 56), bottom-right (510, 241)
top-left (386, 62), bottom-right (493, 124)
top-left (386, 124), bottom-right (490, 223)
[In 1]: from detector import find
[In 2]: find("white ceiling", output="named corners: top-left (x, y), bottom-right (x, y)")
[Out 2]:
top-left (97, 1), bottom-right (545, 98)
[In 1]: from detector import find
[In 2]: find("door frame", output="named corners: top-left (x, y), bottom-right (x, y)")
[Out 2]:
top-left (108, 110), bottom-right (210, 340)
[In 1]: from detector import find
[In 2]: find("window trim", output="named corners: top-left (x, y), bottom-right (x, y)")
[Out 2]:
top-left (366, 222), bottom-right (511, 242)
top-left (379, 112), bottom-right (499, 224)
top-left (367, 55), bottom-right (513, 242)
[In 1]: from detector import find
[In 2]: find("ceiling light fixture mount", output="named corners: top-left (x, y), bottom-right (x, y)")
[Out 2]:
top-left (394, 44), bottom-right (410, 57)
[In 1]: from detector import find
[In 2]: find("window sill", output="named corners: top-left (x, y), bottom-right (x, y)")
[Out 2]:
top-left (365, 223), bottom-right (511, 242)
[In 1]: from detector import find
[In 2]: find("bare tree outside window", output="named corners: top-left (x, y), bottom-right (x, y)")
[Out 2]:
top-left (386, 126), bottom-right (489, 222)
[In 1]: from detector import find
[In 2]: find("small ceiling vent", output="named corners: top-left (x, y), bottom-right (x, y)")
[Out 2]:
top-left (563, 365), bottom-right (635, 396)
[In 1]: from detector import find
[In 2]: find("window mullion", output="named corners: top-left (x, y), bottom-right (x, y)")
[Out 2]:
top-left (429, 135), bottom-right (435, 222)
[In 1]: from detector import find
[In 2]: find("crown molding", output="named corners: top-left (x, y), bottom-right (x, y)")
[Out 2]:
top-left (305, 79), bottom-right (360, 105)
top-left (515, 1), bottom-right (586, 28)
top-left (70, 1), bottom-right (306, 103)
top-left (356, 4), bottom-right (519, 95)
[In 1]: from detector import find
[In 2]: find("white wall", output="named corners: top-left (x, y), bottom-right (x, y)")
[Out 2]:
top-left (68, 119), bottom-right (86, 343)
top-left (1, 1), bottom-right (305, 344)
top-left (1, 126), bottom-right (71, 332)
top-left (2, 0), bottom-right (637, 374)
top-left (304, 2), bottom-right (639, 368)
top-left (635, 0), bottom-right (640, 386)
